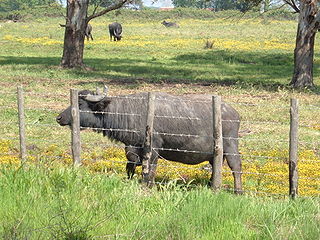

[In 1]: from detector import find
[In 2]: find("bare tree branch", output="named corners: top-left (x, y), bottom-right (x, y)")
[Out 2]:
top-left (92, 3), bottom-right (101, 16)
top-left (90, 0), bottom-right (106, 17)
top-left (87, 0), bottom-right (130, 22)
top-left (309, 10), bottom-right (320, 32)
top-left (283, 0), bottom-right (300, 13)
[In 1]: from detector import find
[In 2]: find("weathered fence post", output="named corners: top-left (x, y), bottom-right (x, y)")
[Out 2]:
top-left (142, 92), bottom-right (156, 186)
top-left (17, 86), bottom-right (26, 165)
top-left (289, 98), bottom-right (299, 199)
top-left (70, 89), bottom-right (81, 167)
top-left (212, 95), bottom-right (223, 191)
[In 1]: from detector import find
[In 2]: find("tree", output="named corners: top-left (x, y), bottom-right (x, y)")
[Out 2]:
top-left (172, 0), bottom-right (213, 8)
top-left (259, 0), bottom-right (271, 13)
top-left (245, 0), bottom-right (317, 88)
top-left (60, 0), bottom-right (129, 69)
top-left (171, 0), bottom-right (255, 11)
top-left (286, 0), bottom-right (317, 88)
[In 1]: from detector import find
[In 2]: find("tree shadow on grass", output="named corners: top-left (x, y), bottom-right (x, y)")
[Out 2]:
top-left (173, 50), bottom-right (293, 85)
top-left (0, 56), bottom-right (60, 66)
top-left (0, 52), bottom-right (319, 94)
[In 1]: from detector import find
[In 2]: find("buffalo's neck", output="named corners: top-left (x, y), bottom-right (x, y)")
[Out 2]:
top-left (80, 112), bottom-right (104, 130)
top-left (102, 102), bottom-right (144, 146)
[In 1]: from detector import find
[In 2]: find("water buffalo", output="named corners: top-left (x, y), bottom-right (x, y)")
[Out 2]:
top-left (85, 23), bottom-right (93, 41)
top-left (161, 20), bottom-right (179, 28)
top-left (56, 89), bottom-right (242, 193)
top-left (108, 22), bottom-right (122, 41)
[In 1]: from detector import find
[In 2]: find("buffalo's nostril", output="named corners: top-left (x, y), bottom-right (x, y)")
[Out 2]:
top-left (56, 116), bottom-right (62, 123)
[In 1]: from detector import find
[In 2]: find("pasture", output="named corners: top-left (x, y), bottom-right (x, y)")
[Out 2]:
top-left (0, 8), bottom-right (320, 239)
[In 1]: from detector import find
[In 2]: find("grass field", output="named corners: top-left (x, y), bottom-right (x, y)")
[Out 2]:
top-left (0, 166), bottom-right (320, 239)
top-left (0, 7), bottom-right (320, 238)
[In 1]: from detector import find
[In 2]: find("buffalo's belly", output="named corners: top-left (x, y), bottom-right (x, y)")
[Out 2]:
top-left (157, 150), bottom-right (212, 165)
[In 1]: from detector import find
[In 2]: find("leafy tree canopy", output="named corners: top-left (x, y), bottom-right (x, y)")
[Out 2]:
top-left (172, 0), bottom-right (262, 12)
top-left (0, 0), bottom-right (56, 12)
top-left (90, 0), bottom-right (143, 8)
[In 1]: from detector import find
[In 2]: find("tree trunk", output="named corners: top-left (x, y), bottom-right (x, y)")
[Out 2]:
top-left (60, 0), bottom-right (89, 68)
top-left (260, 0), bottom-right (266, 14)
top-left (291, 0), bottom-right (317, 88)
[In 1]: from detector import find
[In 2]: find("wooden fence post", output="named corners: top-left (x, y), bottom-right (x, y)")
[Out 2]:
top-left (142, 92), bottom-right (155, 186)
top-left (289, 98), bottom-right (299, 199)
top-left (212, 95), bottom-right (223, 191)
top-left (70, 89), bottom-right (81, 167)
top-left (17, 86), bottom-right (26, 165)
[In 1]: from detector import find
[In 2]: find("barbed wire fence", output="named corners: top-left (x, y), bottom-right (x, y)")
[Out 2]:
top-left (0, 86), bottom-right (319, 198)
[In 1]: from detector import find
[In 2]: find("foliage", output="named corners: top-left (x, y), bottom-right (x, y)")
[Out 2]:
top-left (0, 6), bottom-right (297, 21)
top-left (172, 0), bottom-right (261, 12)
top-left (172, 0), bottom-right (213, 9)
top-left (90, 0), bottom-right (143, 8)
top-left (0, 3), bottom-right (64, 20)
top-left (0, 0), bottom-right (56, 12)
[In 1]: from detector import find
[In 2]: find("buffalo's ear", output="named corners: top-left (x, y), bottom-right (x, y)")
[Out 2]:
top-left (92, 98), bottom-right (111, 112)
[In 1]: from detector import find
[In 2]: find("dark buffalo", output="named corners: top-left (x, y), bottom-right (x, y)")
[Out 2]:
top-left (108, 22), bottom-right (122, 41)
top-left (56, 89), bottom-right (242, 193)
top-left (85, 23), bottom-right (93, 41)
top-left (161, 20), bottom-right (179, 28)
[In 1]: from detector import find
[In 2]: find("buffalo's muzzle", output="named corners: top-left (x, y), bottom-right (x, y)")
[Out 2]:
top-left (56, 115), bottom-right (62, 125)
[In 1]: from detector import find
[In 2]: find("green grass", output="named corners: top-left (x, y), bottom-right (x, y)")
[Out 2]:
top-left (0, 9), bottom-right (319, 187)
top-left (0, 12), bottom-right (319, 150)
top-left (0, 9), bottom-right (319, 238)
top-left (0, 166), bottom-right (319, 240)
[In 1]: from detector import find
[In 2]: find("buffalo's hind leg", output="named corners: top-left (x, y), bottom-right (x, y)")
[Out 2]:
top-left (223, 139), bottom-right (243, 194)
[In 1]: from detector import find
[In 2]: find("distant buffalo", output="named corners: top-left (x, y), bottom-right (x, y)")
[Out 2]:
top-left (56, 87), bottom-right (243, 194)
top-left (108, 22), bottom-right (122, 41)
top-left (161, 20), bottom-right (179, 28)
top-left (85, 23), bottom-right (93, 41)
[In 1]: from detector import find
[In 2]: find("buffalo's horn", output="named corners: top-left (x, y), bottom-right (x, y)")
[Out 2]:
top-left (84, 94), bottom-right (105, 102)
top-left (103, 85), bottom-right (108, 95)
top-left (96, 87), bottom-right (102, 95)
top-left (95, 85), bottom-right (108, 96)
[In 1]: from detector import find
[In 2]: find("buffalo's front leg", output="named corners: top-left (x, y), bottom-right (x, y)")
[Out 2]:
top-left (125, 146), bottom-right (142, 179)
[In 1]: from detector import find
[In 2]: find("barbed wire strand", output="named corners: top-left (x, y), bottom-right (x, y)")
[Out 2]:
top-left (79, 110), bottom-right (141, 117)
top-left (0, 106), bottom-right (17, 110)
top-left (80, 127), bottom-right (140, 133)
top-left (25, 107), bottom-right (60, 113)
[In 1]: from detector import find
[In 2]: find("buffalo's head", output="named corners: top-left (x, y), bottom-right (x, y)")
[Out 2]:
top-left (56, 86), bottom-right (110, 127)
top-left (114, 29), bottom-right (122, 41)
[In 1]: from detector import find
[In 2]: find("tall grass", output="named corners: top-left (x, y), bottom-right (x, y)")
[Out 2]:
top-left (0, 10), bottom-right (319, 238)
top-left (0, 166), bottom-right (319, 239)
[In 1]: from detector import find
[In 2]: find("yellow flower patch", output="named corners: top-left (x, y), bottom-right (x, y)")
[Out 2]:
top-left (0, 140), bottom-right (19, 165)
top-left (1, 140), bottom-right (319, 196)
top-left (3, 34), bottom-right (62, 45)
top-left (2, 32), bottom-right (294, 51)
